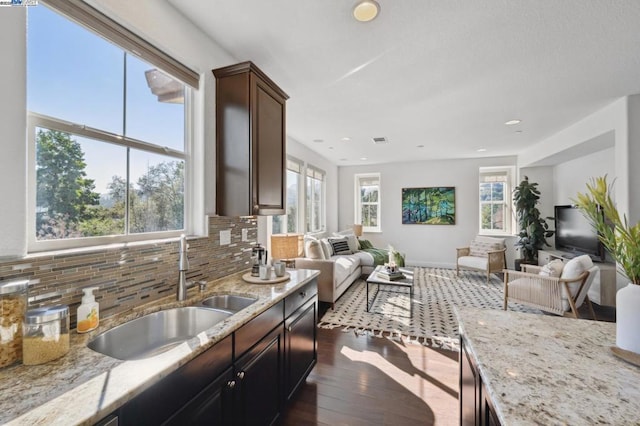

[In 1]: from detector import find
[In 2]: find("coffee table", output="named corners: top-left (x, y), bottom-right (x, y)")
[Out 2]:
top-left (366, 266), bottom-right (414, 314)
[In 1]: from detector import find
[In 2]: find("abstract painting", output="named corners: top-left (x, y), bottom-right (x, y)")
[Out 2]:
top-left (401, 187), bottom-right (455, 225)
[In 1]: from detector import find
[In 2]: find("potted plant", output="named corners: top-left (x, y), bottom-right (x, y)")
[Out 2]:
top-left (574, 175), bottom-right (640, 354)
top-left (513, 176), bottom-right (554, 268)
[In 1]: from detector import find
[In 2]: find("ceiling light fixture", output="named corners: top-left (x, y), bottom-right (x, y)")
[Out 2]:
top-left (504, 119), bottom-right (521, 126)
top-left (477, 148), bottom-right (487, 152)
top-left (341, 137), bottom-right (351, 142)
top-left (416, 144), bottom-right (424, 148)
top-left (353, 0), bottom-right (380, 22)
top-left (360, 157), bottom-right (368, 161)
top-left (313, 139), bottom-right (324, 143)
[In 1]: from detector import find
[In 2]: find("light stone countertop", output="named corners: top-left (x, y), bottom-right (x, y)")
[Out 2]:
top-left (0, 268), bottom-right (319, 426)
top-left (457, 307), bottom-right (640, 425)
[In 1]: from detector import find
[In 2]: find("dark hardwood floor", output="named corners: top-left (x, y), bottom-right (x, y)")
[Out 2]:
top-left (281, 306), bottom-right (460, 425)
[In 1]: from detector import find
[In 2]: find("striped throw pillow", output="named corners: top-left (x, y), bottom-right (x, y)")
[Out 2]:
top-left (328, 237), bottom-right (352, 255)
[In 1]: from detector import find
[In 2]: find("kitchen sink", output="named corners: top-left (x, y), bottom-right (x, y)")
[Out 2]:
top-left (200, 294), bottom-right (258, 313)
top-left (87, 307), bottom-right (231, 360)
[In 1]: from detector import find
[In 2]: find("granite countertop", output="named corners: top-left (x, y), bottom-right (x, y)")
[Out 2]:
top-left (457, 307), bottom-right (640, 425)
top-left (0, 268), bottom-right (319, 426)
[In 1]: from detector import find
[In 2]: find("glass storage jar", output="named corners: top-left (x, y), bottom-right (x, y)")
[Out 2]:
top-left (22, 305), bottom-right (70, 365)
top-left (0, 279), bottom-right (28, 368)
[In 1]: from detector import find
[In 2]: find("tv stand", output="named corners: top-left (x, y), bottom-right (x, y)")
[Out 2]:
top-left (537, 249), bottom-right (618, 307)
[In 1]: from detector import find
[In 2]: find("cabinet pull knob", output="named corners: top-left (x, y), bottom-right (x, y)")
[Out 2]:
top-left (227, 380), bottom-right (236, 389)
top-left (288, 326), bottom-right (292, 332)
top-left (300, 291), bottom-right (306, 298)
top-left (237, 371), bottom-right (245, 380)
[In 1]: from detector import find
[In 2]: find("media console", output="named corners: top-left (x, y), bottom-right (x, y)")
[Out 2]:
top-left (537, 249), bottom-right (619, 307)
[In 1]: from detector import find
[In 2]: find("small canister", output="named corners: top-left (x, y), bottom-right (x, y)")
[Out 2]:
top-left (22, 305), bottom-right (70, 365)
top-left (0, 279), bottom-right (28, 368)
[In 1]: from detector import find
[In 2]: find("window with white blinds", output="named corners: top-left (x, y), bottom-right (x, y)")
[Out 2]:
top-left (479, 167), bottom-right (515, 235)
top-left (272, 156), bottom-right (303, 234)
top-left (305, 165), bottom-right (326, 233)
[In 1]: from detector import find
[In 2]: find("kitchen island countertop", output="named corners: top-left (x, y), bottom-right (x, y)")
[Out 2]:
top-left (457, 307), bottom-right (640, 425)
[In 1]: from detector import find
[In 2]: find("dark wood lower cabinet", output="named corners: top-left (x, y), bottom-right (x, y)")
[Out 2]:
top-left (235, 326), bottom-right (283, 426)
top-left (109, 278), bottom-right (318, 426)
top-left (284, 297), bottom-right (317, 401)
top-left (459, 336), bottom-right (502, 426)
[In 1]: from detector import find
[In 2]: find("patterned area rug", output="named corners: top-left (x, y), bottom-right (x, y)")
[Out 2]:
top-left (318, 267), bottom-right (540, 351)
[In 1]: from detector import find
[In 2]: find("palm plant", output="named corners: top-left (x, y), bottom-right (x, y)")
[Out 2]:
top-left (513, 176), bottom-right (554, 263)
top-left (573, 175), bottom-right (640, 284)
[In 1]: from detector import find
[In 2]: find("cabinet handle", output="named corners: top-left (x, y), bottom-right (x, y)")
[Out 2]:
top-left (288, 326), bottom-right (292, 332)
top-left (300, 291), bottom-right (307, 298)
top-left (227, 380), bottom-right (236, 389)
top-left (237, 371), bottom-right (245, 380)
top-left (253, 205), bottom-right (259, 212)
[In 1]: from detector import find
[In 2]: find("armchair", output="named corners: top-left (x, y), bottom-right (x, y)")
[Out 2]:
top-left (456, 236), bottom-right (507, 283)
top-left (503, 260), bottom-right (598, 319)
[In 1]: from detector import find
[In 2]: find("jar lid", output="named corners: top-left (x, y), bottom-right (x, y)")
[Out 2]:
top-left (25, 305), bottom-right (69, 324)
top-left (0, 279), bottom-right (29, 295)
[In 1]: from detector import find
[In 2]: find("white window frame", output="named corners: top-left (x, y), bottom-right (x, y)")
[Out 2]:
top-left (27, 1), bottom-right (199, 252)
top-left (478, 166), bottom-right (516, 236)
top-left (305, 164), bottom-right (326, 233)
top-left (354, 173), bottom-right (382, 233)
top-left (272, 155), bottom-right (304, 234)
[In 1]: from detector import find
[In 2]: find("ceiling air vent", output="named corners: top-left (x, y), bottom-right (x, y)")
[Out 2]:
top-left (372, 137), bottom-right (388, 144)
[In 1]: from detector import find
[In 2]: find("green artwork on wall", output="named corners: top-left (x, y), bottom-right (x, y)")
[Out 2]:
top-left (401, 187), bottom-right (455, 225)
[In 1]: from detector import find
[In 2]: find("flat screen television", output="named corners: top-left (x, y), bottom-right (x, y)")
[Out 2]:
top-left (554, 205), bottom-right (605, 262)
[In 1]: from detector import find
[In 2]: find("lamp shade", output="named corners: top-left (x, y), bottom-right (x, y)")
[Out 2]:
top-left (271, 234), bottom-right (303, 260)
top-left (353, 224), bottom-right (363, 237)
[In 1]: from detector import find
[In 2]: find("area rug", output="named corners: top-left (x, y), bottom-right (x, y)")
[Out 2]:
top-left (318, 267), bottom-right (540, 351)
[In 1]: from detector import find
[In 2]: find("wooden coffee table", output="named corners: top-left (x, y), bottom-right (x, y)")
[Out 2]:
top-left (366, 266), bottom-right (414, 314)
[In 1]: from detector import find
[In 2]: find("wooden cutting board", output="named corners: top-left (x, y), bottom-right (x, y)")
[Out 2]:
top-left (242, 272), bottom-right (290, 284)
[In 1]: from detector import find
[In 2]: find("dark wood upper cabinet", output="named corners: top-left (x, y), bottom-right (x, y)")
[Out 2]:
top-left (213, 61), bottom-right (288, 216)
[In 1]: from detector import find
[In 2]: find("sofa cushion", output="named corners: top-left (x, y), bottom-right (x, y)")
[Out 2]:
top-left (332, 254), bottom-right (361, 285)
top-left (539, 259), bottom-right (564, 277)
top-left (306, 240), bottom-right (325, 260)
top-left (457, 256), bottom-right (488, 270)
top-left (560, 255), bottom-right (593, 301)
top-left (332, 231), bottom-right (359, 252)
top-left (358, 239), bottom-right (374, 250)
top-left (303, 235), bottom-right (318, 257)
top-left (320, 239), bottom-right (332, 259)
top-left (469, 236), bottom-right (505, 257)
top-left (329, 237), bottom-right (352, 255)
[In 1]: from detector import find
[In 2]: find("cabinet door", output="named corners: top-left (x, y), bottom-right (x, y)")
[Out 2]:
top-left (251, 73), bottom-right (285, 215)
top-left (284, 298), bottom-right (317, 401)
top-left (164, 367), bottom-right (234, 426)
top-left (460, 338), bottom-right (479, 426)
top-left (235, 326), bottom-right (283, 426)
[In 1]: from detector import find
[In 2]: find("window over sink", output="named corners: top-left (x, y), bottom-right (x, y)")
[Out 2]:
top-left (26, 2), bottom-right (198, 251)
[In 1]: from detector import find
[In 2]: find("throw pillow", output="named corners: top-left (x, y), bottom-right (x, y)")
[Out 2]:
top-left (303, 235), bottom-right (318, 258)
top-left (358, 239), bottom-right (374, 250)
top-left (328, 237), bottom-right (352, 255)
top-left (539, 259), bottom-right (564, 277)
top-left (306, 240), bottom-right (325, 260)
top-left (320, 239), bottom-right (332, 259)
top-left (560, 255), bottom-right (593, 280)
top-left (345, 234), bottom-right (359, 252)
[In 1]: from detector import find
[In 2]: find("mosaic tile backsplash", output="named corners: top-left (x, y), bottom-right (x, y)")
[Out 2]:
top-left (0, 216), bottom-right (257, 327)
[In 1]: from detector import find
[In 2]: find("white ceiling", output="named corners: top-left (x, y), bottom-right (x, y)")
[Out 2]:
top-left (168, 0), bottom-right (640, 166)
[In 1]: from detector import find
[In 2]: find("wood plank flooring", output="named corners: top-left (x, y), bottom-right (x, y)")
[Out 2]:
top-left (281, 325), bottom-right (460, 425)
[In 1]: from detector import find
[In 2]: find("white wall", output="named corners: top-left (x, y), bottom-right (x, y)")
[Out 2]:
top-left (338, 156), bottom-right (518, 268)
top-left (553, 147), bottom-right (615, 205)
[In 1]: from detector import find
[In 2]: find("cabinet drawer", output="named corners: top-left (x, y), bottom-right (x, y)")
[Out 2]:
top-left (235, 300), bottom-right (283, 358)
top-left (285, 279), bottom-right (317, 319)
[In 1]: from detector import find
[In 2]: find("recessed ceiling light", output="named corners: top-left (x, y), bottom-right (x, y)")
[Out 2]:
top-left (341, 137), bottom-right (351, 142)
top-left (313, 139), bottom-right (324, 143)
top-left (505, 119), bottom-right (521, 126)
top-left (477, 148), bottom-right (487, 152)
top-left (360, 157), bottom-right (368, 161)
top-left (416, 144), bottom-right (425, 148)
top-left (328, 146), bottom-right (334, 150)
top-left (353, 0), bottom-right (380, 22)
top-left (339, 158), bottom-right (348, 161)
top-left (515, 130), bottom-right (523, 134)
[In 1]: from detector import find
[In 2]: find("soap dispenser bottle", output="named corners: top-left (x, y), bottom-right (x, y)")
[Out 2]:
top-left (77, 287), bottom-right (99, 333)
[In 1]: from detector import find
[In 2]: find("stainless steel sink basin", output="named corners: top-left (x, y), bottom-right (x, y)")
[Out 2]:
top-left (87, 307), bottom-right (231, 360)
top-left (200, 294), bottom-right (258, 313)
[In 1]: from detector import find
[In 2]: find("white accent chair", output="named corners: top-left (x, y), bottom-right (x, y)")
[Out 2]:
top-left (503, 255), bottom-right (598, 319)
top-left (456, 236), bottom-right (507, 283)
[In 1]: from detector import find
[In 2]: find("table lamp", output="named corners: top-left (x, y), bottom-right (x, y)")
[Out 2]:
top-left (353, 224), bottom-right (363, 237)
top-left (270, 234), bottom-right (303, 267)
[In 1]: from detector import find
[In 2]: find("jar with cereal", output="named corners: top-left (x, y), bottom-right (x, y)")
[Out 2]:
top-left (0, 279), bottom-right (28, 368)
top-left (23, 305), bottom-right (69, 365)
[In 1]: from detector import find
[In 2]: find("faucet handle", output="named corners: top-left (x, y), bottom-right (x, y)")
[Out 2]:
top-left (198, 280), bottom-right (208, 292)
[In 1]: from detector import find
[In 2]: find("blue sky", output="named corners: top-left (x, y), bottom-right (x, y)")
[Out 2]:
top-left (27, 4), bottom-right (184, 193)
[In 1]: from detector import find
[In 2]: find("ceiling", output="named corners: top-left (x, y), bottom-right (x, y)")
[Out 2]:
top-left (168, 0), bottom-right (640, 166)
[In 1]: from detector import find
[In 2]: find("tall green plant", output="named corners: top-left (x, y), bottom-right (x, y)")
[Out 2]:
top-left (574, 176), bottom-right (640, 284)
top-left (513, 176), bottom-right (554, 263)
